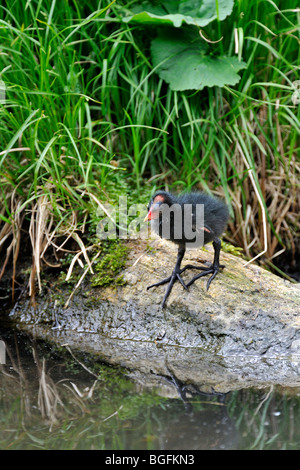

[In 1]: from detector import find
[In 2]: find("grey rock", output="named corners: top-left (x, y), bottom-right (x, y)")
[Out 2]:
top-left (10, 239), bottom-right (300, 393)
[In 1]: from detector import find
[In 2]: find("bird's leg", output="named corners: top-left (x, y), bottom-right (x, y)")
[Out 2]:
top-left (147, 246), bottom-right (187, 308)
top-left (186, 237), bottom-right (223, 291)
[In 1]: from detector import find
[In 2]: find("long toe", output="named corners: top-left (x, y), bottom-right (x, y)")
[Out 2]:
top-left (186, 265), bottom-right (222, 290)
top-left (179, 264), bottom-right (211, 275)
top-left (161, 274), bottom-right (177, 308)
top-left (206, 269), bottom-right (219, 290)
top-left (150, 271), bottom-right (189, 308)
top-left (147, 275), bottom-right (172, 290)
top-left (186, 268), bottom-right (214, 288)
top-left (176, 273), bottom-right (188, 290)
top-left (161, 273), bottom-right (189, 308)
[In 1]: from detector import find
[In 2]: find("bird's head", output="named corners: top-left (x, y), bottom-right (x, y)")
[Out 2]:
top-left (144, 191), bottom-right (173, 222)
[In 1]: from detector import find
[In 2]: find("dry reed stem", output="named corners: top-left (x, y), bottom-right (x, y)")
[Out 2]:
top-left (236, 142), bottom-right (268, 267)
top-left (33, 348), bottom-right (64, 430)
top-left (71, 232), bottom-right (94, 275)
top-left (65, 245), bottom-right (95, 281)
top-left (28, 195), bottom-right (54, 296)
top-left (0, 147), bottom-right (30, 157)
top-left (64, 250), bottom-right (101, 308)
top-left (0, 192), bottom-right (24, 301)
top-left (12, 197), bottom-right (24, 302)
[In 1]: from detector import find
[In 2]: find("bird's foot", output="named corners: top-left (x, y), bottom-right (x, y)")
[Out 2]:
top-left (186, 263), bottom-right (223, 291)
top-left (147, 268), bottom-right (188, 308)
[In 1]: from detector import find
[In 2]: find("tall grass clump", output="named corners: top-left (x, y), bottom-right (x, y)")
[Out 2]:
top-left (0, 0), bottom-right (299, 304)
top-left (105, 0), bottom-right (300, 276)
top-left (0, 0), bottom-right (131, 300)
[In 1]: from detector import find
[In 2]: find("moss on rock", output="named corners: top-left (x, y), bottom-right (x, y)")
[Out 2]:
top-left (91, 240), bottom-right (129, 287)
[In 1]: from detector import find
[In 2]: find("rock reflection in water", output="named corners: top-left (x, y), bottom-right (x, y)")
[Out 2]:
top-left (1, 326), bottom-right (300, 450)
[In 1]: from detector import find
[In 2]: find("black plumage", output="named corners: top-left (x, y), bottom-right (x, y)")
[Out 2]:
top-left (144, 190), bottom-right (229, 308)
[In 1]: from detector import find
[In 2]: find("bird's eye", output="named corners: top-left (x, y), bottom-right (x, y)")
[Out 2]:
top-left (154, 202), bottom-right (161, 210)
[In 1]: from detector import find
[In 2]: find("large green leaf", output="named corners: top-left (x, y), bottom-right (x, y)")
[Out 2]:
top-left (151, 30), bottom-right (247, 90)
top-left (123, 0), bottom-right (235, 28)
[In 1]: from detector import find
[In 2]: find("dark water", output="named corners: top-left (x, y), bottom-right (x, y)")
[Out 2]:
top-left (1, 325), bottom-right (300, 451)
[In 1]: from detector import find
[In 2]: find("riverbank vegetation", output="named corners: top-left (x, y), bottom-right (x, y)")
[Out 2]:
top-left (0, 0), bottom-right (299, 302)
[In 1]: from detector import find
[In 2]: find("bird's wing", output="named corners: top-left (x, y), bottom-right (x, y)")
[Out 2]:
top-left (192, 223), bottom-right (211, 234)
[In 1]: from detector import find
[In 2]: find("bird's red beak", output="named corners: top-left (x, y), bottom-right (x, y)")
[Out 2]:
top-left (143, 209), bottom-right (153, 222)
top-left (144, 196), bottom-right (164, 222)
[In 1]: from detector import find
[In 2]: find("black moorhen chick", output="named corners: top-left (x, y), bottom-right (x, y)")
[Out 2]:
top-left (144, 191), bottom-right (229, 308)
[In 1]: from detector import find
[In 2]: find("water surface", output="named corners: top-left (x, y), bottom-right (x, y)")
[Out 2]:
top-left (1, 326), bottom-right (300, 450)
